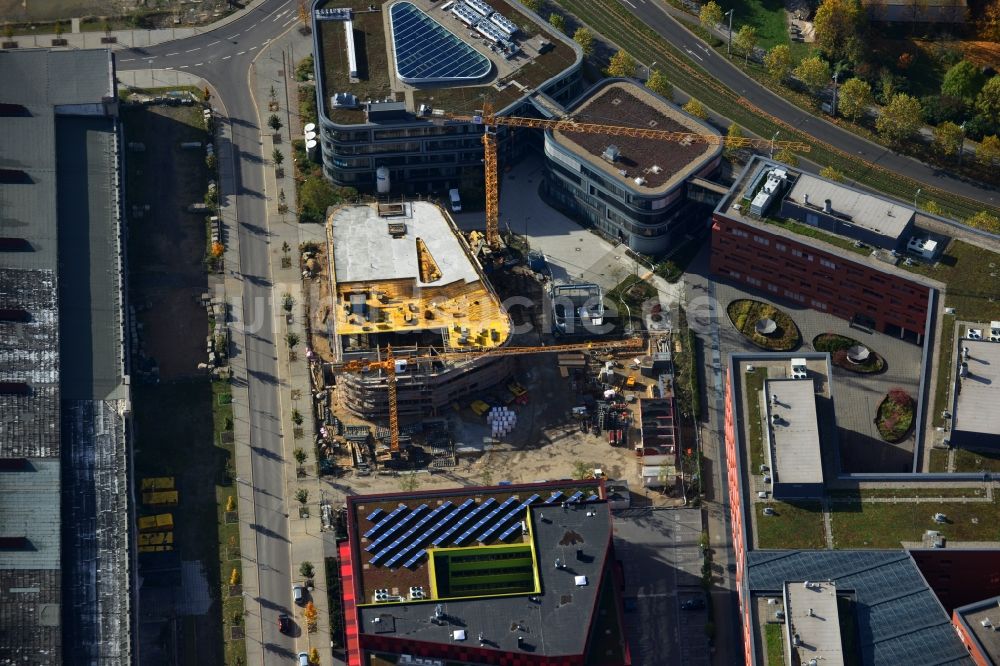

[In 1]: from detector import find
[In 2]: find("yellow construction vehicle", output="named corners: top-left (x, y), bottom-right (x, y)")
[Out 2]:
top-left (452, 103), bottom-right (812, 249)
top-left (328, 336), bottom-right (645, 457)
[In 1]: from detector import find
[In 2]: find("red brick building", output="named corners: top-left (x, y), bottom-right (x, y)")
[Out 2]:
top-left (711, 159), bottom-right (940, 344)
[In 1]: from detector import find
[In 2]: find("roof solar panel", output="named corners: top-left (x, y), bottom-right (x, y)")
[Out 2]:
top-left (366, 508), bottom-right (385, 522)
top-left (363, 504), bottom-right (407, 539)
top-left (462, 496), bottom-right (518, 544)
top-left (403, 548), bottom-right (427, 569)
top-left (374, 501), bottom-right (455, 568)
top-left (545, 491), bottom-right (564, 503)
top-left (391, 498), bottom-right (475, 565)
top-left (586, 494), bottom-right (599, 501)
top-left (567, 491), bottom-right (584, 503)
top-left (391, 2), bottom-right (492, 84)
top-left (367, 504), bottom-right (428, 553)
top-left (433, 498), bottom-right (496, 547)
top-left (498, 522), bottom-right (522, 541)
top-left (477, 494), bottom-right (541, 543)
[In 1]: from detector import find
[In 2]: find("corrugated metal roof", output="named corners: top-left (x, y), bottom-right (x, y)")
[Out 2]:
top-left (0, 459), bottom-right (61, 570)
top-left (747, 550), bottom-right (973, 665)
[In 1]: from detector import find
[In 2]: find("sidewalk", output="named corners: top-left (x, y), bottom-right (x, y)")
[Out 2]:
top-left (249, 26), bottom-right (340, 666)
top-left (2, 0), bottom-right (267, 50)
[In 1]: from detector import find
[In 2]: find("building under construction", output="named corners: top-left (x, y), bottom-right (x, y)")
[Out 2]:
top-left (324, 201), bottom-right (512, 419)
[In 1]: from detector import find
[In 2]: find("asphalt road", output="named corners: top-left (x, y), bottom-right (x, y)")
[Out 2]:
top-left (119, 0), bottom-right (300, 660)
top-left (624, 0), bottom-right (998, 211)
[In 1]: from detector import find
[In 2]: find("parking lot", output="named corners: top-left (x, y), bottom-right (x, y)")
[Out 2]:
top-left (612, 508), bottom-right (710, 666)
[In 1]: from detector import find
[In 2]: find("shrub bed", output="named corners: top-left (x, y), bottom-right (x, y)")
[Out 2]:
top-left (727, 299), bottom-right (801, 351)
top-left (875, 389), bottom-right (915, 442)
top-left (813, 333), bottom-right (885, 374)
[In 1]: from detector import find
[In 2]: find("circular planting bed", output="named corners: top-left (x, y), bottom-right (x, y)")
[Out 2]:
top-left (813, 333), bottom-right (886, 373)
top-left (727, 299), bottom-right (801, 351)
top-left (875, 389), bottom-right (915, 442)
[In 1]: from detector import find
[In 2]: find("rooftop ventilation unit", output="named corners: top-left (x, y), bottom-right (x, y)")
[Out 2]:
top-left (650, 165), bottom-right (663, 174)
top-left (634, 176), bottom-right (646, 186)
top-left (602, 145), bottom-right (621, 163)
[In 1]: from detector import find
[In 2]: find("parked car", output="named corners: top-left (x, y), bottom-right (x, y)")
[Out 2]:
top-left (681, 597), bottom-right (705, 610)
top-left (278, 613), bottom-right (291, 634)
top-left (292, 584), bottom-right (306, 606)
top-left (298, 652), bottom-right (310, 666)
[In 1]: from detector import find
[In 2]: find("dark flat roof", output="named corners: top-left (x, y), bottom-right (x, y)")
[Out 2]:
top-left (747, 550), bottom-right (973, 665)
top-left (954, 595), bottom-right (1000, 664)
top-left (349, 481), bottom-right (610, 657)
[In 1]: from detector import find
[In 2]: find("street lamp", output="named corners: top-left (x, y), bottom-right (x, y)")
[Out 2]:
top-left (770, 131), bottom-right (780, 159)
top-left (914, 188), bottom-right (922, 211)
top-left (831, 70), bottom-right (840, 117)
top-left (958, 122), bottom-right (966, 167)
top-left (724, 10), bottom-right (734, 57)
top-left (646, 61), bottom-right (657, 81)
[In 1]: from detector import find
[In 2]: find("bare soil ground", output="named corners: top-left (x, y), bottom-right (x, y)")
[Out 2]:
top-left (125, 104), bottom-right (210, 380)
top-left (0, 0), bottom-right (233, 25)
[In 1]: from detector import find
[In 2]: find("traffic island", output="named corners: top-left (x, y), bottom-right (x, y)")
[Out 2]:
top-left (727, 299), bottom-right (801, 351)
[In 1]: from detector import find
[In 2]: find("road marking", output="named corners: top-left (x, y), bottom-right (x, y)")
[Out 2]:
top-left (144, 57), bottom-right (157, 61)
top-left (697, 44), bottom-right (712, 55)
top-left (238, 51), bottom-right (246, 55)
top-left (165, 51), bottom-right (179, 56)
top-left (249, 22), bottom-right (258, 28)
top-left (249, 45), bottom-right (258, 50)
top-left (185, 47), bottom-right (200, 52)
top-left (273, 10), bottom-right (288, 20)
top-left (227, 33), bottom-right (240, 39)
top-left (684, 47), bottom-right (704, 61)
top-left (222, 54), bottom-right (232, 59)
top-left (180, 65), bottom-right (190, 69)
top-left (120, 58), bottom-right (134, 62)
top-left (195, 62), bottom-right (203, 66)
top-left (621, 0), bottom-right (637, 7)
top-left (283, 17), bottom-right (295, 26)
top-left (207, 40), bottom-right (220, 46)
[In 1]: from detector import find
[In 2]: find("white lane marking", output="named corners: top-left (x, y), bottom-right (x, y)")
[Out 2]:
top-left (684, 47), bottom-right (704, 61)
top-left (273, 9), bottom-right (288, 20)
top-left (185, 47), bottom-right (200, 52)
top-left (222, 54), bottom-right (232, 59)
top-left (621, 0), bottom-right (637, 7)
top-left (227, 33), bottom-right (240, 39)
top-left (195, 62), bottom-right (203, 66)
top-left (249, 21), bottom-right (258, 28)
top-left (249, 45), bottom-right (258, 50)
top-left (283, 17), bottom-right (295, 26)
top-left (166, 51), bottom-right (179, 56)
top-left (144, 57), bottom-right (157, 61)
top-left (237, 51), bottom-right (246, 55)
top-left (207, 40), bottom-right (220, 46)
top-left (120, 58), bottom-right (134, 62)
top-left (180, 65), bottom-right (190, 69)
top-left (697, 44), bottom-right (712, 55)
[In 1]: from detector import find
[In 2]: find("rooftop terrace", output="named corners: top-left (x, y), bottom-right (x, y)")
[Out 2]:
top-left (553, 82), bottom-right (719, 194)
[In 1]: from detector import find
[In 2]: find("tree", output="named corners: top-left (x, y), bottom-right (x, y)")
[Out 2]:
top-left (203, 86), bottom-right (211, 102)
top-left (699, 0), bottom-right (723, 29)
top-left (977, 135), bottom-right (1000, 166)
top-left (837, 77), bottom-right (873, 122)
top-left (571, 460), bottom-right (592, 480)
top-left (941, 60), bottom-right (984, 103)
top-left (983, 0), bottom-right (1000, 41)
top-left (226, 495), bottom-right (236, 511)
top-left (272, 148), bottom-right (284, 166)
top-left (286, 331), bottom-right (300, 349)
top-left (819, 165), bottom-right (846, 182)
top-left (933, 121), bottom-right (964, 159)
top-left (975, 76), bottom-right (1000, 124)
top-left (299, 561), bottom-right (314, 578)
top-left (876, 93), bottom-right (923, 144)
top-left (230, 567), bottom-right (241, 586)
top-left (298, 0), bottom-right (310, 27)
top-left (607, 50), bottom-right (637, 78)
top-left (774, 146), bottom-right (799, 166)
top-left (304, 601), bottom-right (318, 626)
top-left (102, 20), bottom-right (112, 38)
top-left (211, 242), bottom-right (224, 258)
top-left (573, 27), bottom-right (593, 55)
top-left (683, 98), bottom-right (708, 119)
top-left (308, 648), bottom-right (320, 665)
top-left (3, 23), bottom-right (13, 40)
top-left (293, 447), bottom-right (307, 464)
top-left (54, 21), bottom-right (64, 38)
top-left (733, 25), bottom-right (758, 65)
top-left (548, 13), bottom-right (565, 33)
top-left (724, 123), bottom-right (744, 157)
top-left (813, 0), bottom-right (865, 63)
top-left (646, 69), bottom-right (671, 97)
top-left (794, 56), bottom-right (831, 95)
top-left (291, 408), bottom-right (304, 426)
top-left (267, 114), bottom-right (283, 132)
top-left (295, 488), bottom-right (310, 505)
top-left (967, 211), bottom-right (1000, 233)
top-left (522, 0), bottom-right (542, 11)
top-left (763, 44), bottom-right (792, 80)
top-left (299, 177), bottom-right (343, 223)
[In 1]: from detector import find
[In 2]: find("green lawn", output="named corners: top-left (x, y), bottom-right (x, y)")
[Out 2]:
top-left (764, 623), bottom-right (784, 665)
top-left (953, 448), bottom-right (1000, 473)
top-left (755, 501), bottom-right (827, 549)
top-left (930, 314), bottom-right (956, 428)
top-left (728, 299), bottom-right (801, 350)
top-left (830, 499), bottom-right (1000, 548)
top-left (928, 448), bottom-right (950, 472)
top-left (828, 487), bottom-right (986, 499)
top-left (761, 218), bottom-right (870, 256)
top-left (717, 0), bottom-right (790, 51)
top-left (745, 368), bottom-right (768, 471)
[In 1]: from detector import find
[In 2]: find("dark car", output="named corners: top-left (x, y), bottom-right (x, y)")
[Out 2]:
top-left (681, 598), bottom-right (705, 611)
top-left (278, 613), bottom-right (292, 634)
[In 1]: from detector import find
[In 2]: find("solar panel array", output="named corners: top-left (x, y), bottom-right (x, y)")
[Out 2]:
top-left (392, 2), bottom-right (492, 83)
top-left (364, 491), bottom-right (600, 569)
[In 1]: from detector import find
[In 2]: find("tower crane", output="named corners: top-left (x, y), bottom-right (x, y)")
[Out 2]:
top-left (328, 336), bottom-right (646, 456)
top-left (453, 103), bottom-right (812, 249)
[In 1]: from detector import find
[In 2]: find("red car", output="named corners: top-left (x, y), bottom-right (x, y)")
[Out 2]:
top-left (278, 613), bottom-right (292, 634)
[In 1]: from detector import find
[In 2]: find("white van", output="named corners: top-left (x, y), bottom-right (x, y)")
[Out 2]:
top-left (448, 188), bottom-right (462, 213)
